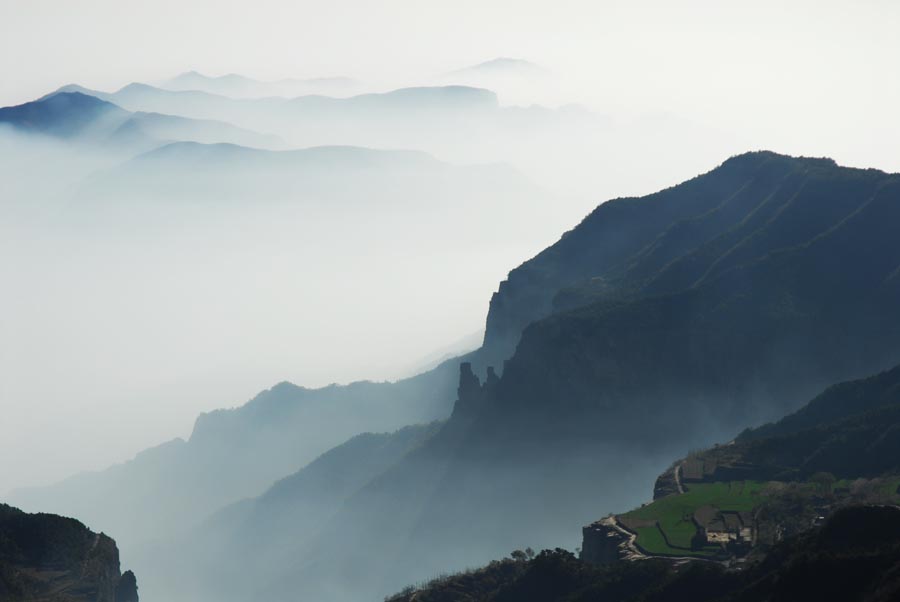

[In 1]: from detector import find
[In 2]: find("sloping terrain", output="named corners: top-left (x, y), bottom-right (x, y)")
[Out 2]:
top-left (624, 362), bottom-right (900, 560)
top-left (668, 363), bottom-right (900, 485)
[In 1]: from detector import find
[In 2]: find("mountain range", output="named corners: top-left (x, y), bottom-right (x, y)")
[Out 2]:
top-left (5, 74), bottom-right (900, 602)
top-left (76, 139), bottom-right (536, 206)
top-left (21, 77), bottom-right (738, 200)
top-left (159, 71), bottom-right (362, 98)
top-left (0, 92), bottom-right (280, 151)
top-left (40, 82), bottom-right (498, 132)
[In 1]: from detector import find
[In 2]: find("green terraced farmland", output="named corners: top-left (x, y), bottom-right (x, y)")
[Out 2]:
top-left (621, 481), bottom-right (765, 557)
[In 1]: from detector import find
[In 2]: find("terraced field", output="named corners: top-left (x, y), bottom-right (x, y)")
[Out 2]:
top-left (620, 481), bottom-right (765, 558)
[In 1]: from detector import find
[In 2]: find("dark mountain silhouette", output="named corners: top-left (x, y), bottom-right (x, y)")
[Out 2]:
top-left (212, 151), bottom-right (900, 601)
top-left (0, 504), bottom-right (135, 601)
top-left (0, 92), bottom-right (281, 150)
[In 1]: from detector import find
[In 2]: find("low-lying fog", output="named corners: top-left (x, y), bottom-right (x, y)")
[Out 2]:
top-left (0, 129), bottom-right (563, 493)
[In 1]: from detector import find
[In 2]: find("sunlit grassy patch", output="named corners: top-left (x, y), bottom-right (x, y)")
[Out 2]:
top-left (622, 481), bottom-right (765, 557)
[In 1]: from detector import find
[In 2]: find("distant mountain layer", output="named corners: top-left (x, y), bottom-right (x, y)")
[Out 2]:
top-left (0, 504), bottom-right (136, 602)
top-left (43, 82), bottom-right (498, 122)
top-left (9, 360), bottom-right (461, 553)
top-left (0, 92), bottom-right (127, 137)
top-left (0, 91), bottom-right (281, 150)
top-left (449, 57), bottom-right (545, 75)
top-left (77, 139), bottom-right (535, 205)
top-left (160, 70), bottom-right (361, 98)
top-left (142, 423), bottom-right (443, 602)
top-left (31, 82), bottom-right (527, 153)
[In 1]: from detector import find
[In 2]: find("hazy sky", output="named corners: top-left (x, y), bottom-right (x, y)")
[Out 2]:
top-left (2, 0), bottom-right (900, 493)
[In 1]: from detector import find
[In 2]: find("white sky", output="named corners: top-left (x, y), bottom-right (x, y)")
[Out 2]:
top-left (1, 0), bottom-right (899, 493)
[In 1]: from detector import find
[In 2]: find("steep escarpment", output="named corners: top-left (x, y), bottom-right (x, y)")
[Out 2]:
top-left (491, 156), bottom-right (900, 438)
top-left (482, 152), bottom-right (892, 365)
top-left (0, 504), bottom-right (136, 602)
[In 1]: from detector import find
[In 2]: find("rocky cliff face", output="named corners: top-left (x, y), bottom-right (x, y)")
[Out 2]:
top-left (482, 152), bottom-right (803, 359)
top-left (580, 518), bottom-right (630, 565)
top-left (0, 504), bottom-right (135, 602)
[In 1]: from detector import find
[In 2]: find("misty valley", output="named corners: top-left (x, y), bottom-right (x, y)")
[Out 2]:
top-left (3, 7), bottom-right (900, 602)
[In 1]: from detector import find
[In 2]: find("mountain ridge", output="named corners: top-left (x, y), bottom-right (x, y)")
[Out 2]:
top-left (246, 150), bottom-right (900, 601)
top-left (1, 91), bottom-right (281, 150)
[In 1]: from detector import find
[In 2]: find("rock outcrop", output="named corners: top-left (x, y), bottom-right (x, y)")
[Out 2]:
top-left (652, 464), bottom-right (681, 500)
top-left (115, 569), bottom-right (139, 602)
top-left (451, 361), bottom-right (499, 417)
top-left (580, 517), bottom-right (630, 565)
top-left (0, 503), bottom-right (136, 602)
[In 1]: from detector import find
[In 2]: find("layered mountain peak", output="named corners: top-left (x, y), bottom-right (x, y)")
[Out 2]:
top-left (0, 92), bottom-right (126, 137)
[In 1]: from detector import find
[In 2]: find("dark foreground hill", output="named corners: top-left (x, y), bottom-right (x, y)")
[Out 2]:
top-left (0, 504), bottom-right (136, 602)
top-left (387, 505), bottom-right (900, 602)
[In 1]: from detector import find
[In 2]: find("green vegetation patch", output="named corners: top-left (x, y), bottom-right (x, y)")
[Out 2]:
top-left (621, 481), bottom-right (765, 557)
